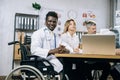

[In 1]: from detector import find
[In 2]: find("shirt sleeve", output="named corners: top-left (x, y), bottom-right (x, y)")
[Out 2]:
top-left (60, 34), bottom-right (73, 53)
top-left (31, 30), bottom-right (50, 58)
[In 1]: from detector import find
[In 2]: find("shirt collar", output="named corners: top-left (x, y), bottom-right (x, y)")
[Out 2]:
top-left (44, 26), bottom-right (54, 34)
top-left (67, 32), bottom-right (76, 37)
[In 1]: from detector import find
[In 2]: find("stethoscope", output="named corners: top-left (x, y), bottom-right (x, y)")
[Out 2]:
top-left (44, 28), bottom-right (56, 48)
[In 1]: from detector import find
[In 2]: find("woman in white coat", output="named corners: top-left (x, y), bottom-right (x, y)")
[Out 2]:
top-left (61, 19), bottom-right (89, 80)
top-left (61, 19), bottom-right (80, 53)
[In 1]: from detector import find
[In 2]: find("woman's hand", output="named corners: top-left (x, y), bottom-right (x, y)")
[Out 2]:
top-left (73, 48), bottom-right (79, 53)
top-left (115, 49), bottom-right (120, 55)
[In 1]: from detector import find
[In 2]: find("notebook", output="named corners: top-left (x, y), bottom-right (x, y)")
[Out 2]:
top-left (82, 34), bottom-right (116, 55)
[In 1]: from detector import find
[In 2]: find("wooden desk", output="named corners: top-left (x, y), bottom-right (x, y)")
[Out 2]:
top-left (55, 54), bottom-right (120, 62)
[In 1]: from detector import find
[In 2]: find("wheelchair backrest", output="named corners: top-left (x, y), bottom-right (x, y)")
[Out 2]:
top-left (20, 35), bottom-right (31, 61)
top-left (20, 44), bottom-right (31, 61)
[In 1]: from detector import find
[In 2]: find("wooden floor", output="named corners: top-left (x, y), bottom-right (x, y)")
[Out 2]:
top-left (0, 76), bottom-right (6, 80)
top-left (107, 75), bottom-right (113, 80)
top-left (0, 76), bottom-right (113, 80)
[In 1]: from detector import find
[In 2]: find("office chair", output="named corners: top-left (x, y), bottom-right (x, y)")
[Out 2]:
top-left (92, 70), bottom-right (102, 80)
top-left (110, 29), bottom-right (120, 48)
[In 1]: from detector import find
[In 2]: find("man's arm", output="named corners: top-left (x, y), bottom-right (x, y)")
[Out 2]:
top-left (31, 30), bottom-right (49, 58)
top-left (48, 45), bottom-right (70, 55)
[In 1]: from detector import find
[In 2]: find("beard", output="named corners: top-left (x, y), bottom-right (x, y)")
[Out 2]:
top-left (48, 26), bottom-right (56, 31)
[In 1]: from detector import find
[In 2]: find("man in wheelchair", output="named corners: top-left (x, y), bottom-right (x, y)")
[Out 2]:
top-left (31, 11), bottom-right (71, 79)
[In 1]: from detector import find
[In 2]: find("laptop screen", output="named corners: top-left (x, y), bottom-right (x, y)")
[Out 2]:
top-left (82, 34), bottom-right (116, 55)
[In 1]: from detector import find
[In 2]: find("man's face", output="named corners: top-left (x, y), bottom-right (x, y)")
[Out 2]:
top-left (88, 25), bottom-right (96, 34)
top-left (45, 16), bottom-right (58, 31)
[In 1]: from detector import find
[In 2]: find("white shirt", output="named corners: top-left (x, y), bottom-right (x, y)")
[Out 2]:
top-left (61, 32), bottom-right (80, 53)
top-left (31, 26), bottom-right (63, 73)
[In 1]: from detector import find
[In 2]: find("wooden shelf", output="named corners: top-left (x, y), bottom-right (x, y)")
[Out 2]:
top-left (13, 13), bottom-right (39, 63)
top-left (14, 44), bottom-right (21, 60)
top-left (15, 28), bottom-right (37, 32)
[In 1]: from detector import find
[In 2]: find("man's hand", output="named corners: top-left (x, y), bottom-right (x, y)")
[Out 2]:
top-left (58, 45), bottom-right (70, 53)
top-left (48, 48), bottom-right (60, 55)
top-left (48, 45), bottom-right (70, 55)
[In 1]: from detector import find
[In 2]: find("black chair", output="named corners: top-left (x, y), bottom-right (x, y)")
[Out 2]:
top-left (110, 29), bottom-right (120, 48)
top-left (7, 41), bottom-right (62, 80)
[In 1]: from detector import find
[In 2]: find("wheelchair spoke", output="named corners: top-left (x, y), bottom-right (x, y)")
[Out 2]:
top-left (5, 65), bottom-right (45, 80)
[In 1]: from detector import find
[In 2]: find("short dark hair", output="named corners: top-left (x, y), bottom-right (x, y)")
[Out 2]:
top-left (45, 11), bottom-right (58, 21)
top-left (85, 20), bottom-right (96, 28)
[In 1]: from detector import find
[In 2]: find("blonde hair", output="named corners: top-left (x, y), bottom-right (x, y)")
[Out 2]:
top-left (63, 19), bottom-right (76, 33)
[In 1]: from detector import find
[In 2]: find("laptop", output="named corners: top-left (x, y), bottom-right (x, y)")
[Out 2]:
top-left (82, 34), bottom-right (116, 55)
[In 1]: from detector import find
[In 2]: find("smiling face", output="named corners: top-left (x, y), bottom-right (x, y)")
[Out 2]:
top-left (68, 20), bottom-right (76, 34)
top-left (63, 19), bottom-right (76, 35)
top-left (45, 16), bottom-right (58, 31)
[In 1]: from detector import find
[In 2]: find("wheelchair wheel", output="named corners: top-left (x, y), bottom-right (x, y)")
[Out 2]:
top-left (64, 74), bottom-right (69, 80)
top-left (5, 65), bottom-right (45, 80)
top-left (55, 72), bottom-right (69, 80)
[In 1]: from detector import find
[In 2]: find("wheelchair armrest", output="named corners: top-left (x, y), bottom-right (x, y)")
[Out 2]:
top-left (27, 55), bottom-right (53, 67)
top-left (20, 55), bottom-right (57, 75)
top-left (27, 55), bottom-right (38, 60)
top-left (27, 55), bottom-right (45, 61)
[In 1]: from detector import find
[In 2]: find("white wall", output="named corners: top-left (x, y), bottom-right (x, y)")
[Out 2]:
top-left (117, 0), bottom-right (120, 10)
top-left (0, 0), bottom-right (110, 75)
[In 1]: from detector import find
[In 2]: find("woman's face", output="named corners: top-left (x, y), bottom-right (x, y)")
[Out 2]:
top-left (68, 21), bottom-right (76, 33)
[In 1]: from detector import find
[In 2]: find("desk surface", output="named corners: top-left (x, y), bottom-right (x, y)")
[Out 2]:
top-left (55, 53), bottom-right (120, 60)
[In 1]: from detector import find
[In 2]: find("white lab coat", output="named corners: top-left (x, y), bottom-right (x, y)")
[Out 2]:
top-left (31, 26), bottom-right (70, 73)
top-left (61, 32), bottom-right (80, 53)
top-left (61, 32), bottom-right (80, 69)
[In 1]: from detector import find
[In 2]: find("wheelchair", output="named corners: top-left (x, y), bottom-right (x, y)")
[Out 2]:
top-left (6, 41), bottom-right (69, 80)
